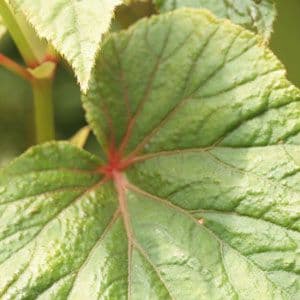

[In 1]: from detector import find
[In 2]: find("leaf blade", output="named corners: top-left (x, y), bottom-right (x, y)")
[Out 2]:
top-left (84, 8), bottom-right (300, 156)
top-left (126, 185), bottom-right (287, 299)
top-left (126, 145), bottom-right (300, 298)
top-left (0, 143), bottom-right (127, 299)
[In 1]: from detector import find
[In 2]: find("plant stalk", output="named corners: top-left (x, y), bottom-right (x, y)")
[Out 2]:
top-left (0, 53), bottom-right (32, 81)
top-left (32, 78), bottom-right (55, 143)
top-left (0, 0), bottom-right (57, 144)
top-left (0, 0), bottom-right (41, 66)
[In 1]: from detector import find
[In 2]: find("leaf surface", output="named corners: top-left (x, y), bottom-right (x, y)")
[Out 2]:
top-left (1, 8), bottom-right (300, 299)
top-left (9, 0), bottom-right (122, 91)
top-left (154, 0), bottom-right (276, 40)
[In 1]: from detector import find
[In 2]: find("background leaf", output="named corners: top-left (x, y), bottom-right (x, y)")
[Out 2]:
top-left (9, 0), bottom-right (122, 91)
top-left (1, 8), bottom-right (300, 299)
top-left (154, 0), bottom-right (276, 40)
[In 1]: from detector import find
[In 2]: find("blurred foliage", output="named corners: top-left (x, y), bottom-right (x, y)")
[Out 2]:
top-left (0, 36), bottom-right (85, 166)
top-left (0, 35), bottom-right (31, 166)
top-left (0, 0), bottom-right (299, 166)
top-left (113, 0), bottom-right (156, 30)
top-left (271, 0), bottom-right (300, 88)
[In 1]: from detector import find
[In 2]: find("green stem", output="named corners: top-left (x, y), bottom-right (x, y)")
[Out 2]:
top-left (32, 78), bottom-right (55, 143)
top-left (0, 0), bottom-right (41, 66)
top-left (0, 1), bottom-right (56, 144)
top-left (0, 53), bottom-right (32, 81)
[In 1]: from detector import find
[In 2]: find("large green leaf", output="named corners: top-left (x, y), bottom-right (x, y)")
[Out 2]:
top-left (154, 0), bottom-right (276, 40)
top-left (8, 0), bottom-right (122, 91)
top-left (1, 8), bottom-right (300, 299)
